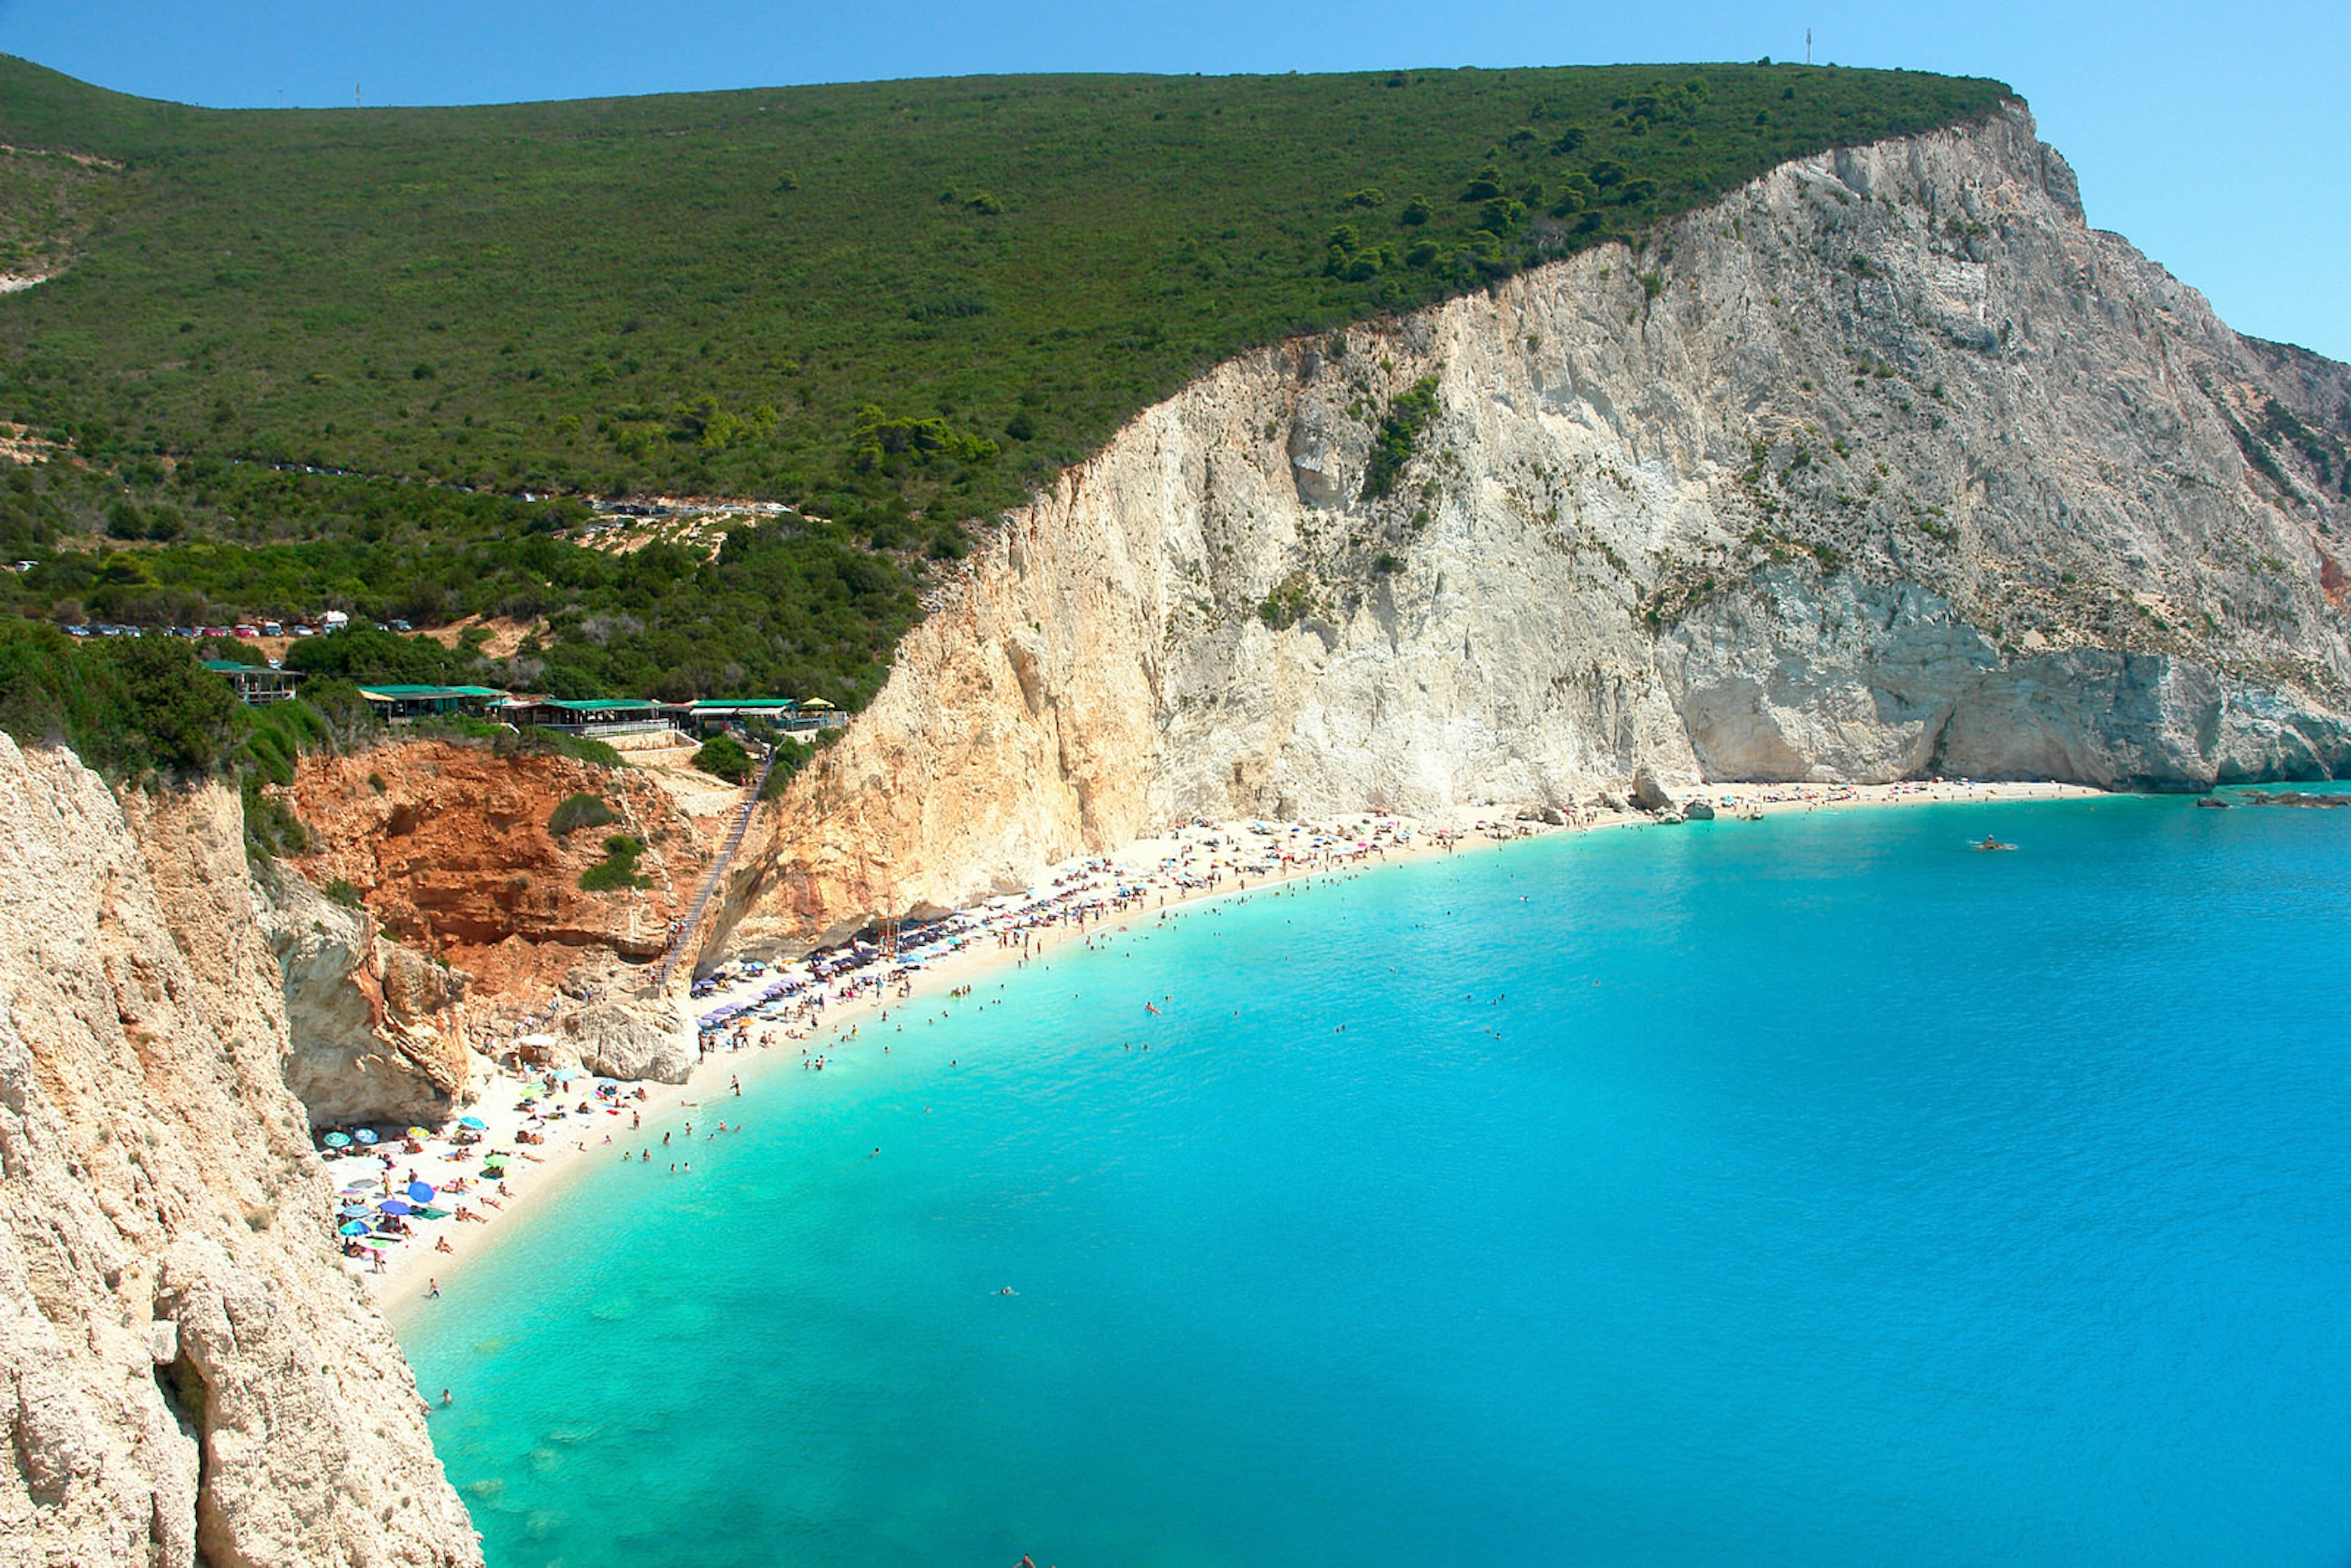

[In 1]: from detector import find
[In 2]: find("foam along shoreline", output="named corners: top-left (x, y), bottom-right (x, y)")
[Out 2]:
top-left (369, 777), bottom-right (2101, 1319)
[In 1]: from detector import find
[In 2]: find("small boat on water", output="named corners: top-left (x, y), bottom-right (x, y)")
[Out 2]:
top-left (1972, 835), bottom-right (2017, 852)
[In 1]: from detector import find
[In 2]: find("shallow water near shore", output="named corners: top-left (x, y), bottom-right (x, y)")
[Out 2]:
top-left (402, 793), bottom-right (2351, 1567)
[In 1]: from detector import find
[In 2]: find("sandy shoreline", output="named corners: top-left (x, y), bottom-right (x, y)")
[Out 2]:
top-left (371, 777), bottom-right (2099, 1322)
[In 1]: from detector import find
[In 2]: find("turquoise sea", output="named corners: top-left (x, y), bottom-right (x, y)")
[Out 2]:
top-left (401, 793), bottom-right (2351, 1567)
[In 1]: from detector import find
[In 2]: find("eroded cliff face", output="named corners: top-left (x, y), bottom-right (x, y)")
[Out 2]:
top-left (0, 735), bottom-right (479, 1567)
top-left (291, 742), bottom-right (714, 994)
top-left (728, 102), bottom-right (2348, 949)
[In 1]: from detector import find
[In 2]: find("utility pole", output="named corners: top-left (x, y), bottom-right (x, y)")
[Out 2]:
top-left (356, 82), bottom-right (362, 110)
top-left (1806, 29), bottom-right (1813, 66)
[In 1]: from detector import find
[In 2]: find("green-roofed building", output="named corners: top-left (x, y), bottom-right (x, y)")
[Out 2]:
top-left (503, 696), bottom-right (684, 737)
top-left (204, 659), bottom-right (302, 705)
top-left (683, 697), bottom-right (846, 735)
top-left (357, 684), bottom-right (508, 721)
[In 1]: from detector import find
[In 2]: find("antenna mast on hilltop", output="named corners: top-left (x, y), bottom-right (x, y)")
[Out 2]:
top-left (1806, 29), bottom-right (1813, 66)
top-left (356, 82), bottom-right (362, 109)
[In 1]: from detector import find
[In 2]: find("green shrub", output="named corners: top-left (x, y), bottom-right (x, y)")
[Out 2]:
top-left (511, 727), bottom-right (626, 767)
top-left (693, 733), bottom-right (752, 784)
top-left (579, 833), bottom-right (650, 892)
top-left (323, 876), bottom-right (364, 907)
top-left (241, 773), bottom-right (308, 858)
top-left (547, 792), bottom-right (615, 836)
top-left (1359, 376), bottom-right (1442, 501)
top-left (759, 745), bottom-right (803, 801)
top-left (0, 621), bottom-right (241, 781)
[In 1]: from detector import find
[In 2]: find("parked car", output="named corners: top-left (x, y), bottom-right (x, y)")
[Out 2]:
top-left (292, 625), bottom-right (315, 637)
top-left (389, 618), bottom-right (413, 632)
top-left (233, 625), bottom-right (260, 639)
top-left (65, 624), bottom-right (91, 637)
top-left (263, 621), bottom-right (282, 637)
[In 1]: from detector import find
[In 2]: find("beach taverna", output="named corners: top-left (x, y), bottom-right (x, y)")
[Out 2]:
top-left (502, 696), bottom-right (677, 737)
top-left (204, 659), bottom-right (302, 705)
top-left (687, 697), bottom-right (846, 733)
top-left (357, 683), bottom-right (508, 721)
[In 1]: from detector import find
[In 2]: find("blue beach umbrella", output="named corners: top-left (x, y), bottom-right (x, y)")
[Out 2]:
top-left (459, 1116), bottom-right (487, 1129)
top-left (377, 1199), bottom-right (413, 1216)
top-left (337, 1220), bottom-right (370, 1236)
top-left (321, 1131), bottom-right (351, 1147)
top-left (407, 1180), bottom-right (437, 1203)
top-left (351, 1128), bottom-right (378, 1145)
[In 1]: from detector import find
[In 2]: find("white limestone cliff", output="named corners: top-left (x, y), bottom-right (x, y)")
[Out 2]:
top-left (0, 735), bottom-right (480, 1567)
top-left (729, 102), bottom-right (2348, 948)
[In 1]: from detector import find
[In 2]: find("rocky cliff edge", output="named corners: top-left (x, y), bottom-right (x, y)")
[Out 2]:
top-left (0, 735), bottom-right (479, 1567)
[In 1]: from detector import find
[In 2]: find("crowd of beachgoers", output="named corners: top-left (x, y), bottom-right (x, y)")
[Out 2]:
top-left (317, 1076), bottom-right (647, 1282)
top-left (354, 781), bottom-right (2099, 1309)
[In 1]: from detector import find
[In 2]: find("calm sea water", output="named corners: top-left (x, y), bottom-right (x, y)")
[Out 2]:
top-left (401, 794), bottom-right (2351, 1567)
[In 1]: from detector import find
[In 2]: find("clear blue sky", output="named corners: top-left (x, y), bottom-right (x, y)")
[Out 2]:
top-left (3, 0), bottom-right (2344, 361)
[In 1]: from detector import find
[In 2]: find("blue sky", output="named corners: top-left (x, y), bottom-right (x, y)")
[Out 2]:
top-left (3, 0), bottom-right (2344, 361)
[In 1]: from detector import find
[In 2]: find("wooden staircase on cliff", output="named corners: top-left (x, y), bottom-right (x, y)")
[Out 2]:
top-left (644, 745), bottom-right (780, 996)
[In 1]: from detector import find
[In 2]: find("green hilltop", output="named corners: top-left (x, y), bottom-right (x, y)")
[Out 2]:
top-left (0, 56), bottom-right (2007, 715)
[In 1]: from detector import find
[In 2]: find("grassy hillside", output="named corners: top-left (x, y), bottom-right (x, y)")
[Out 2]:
top-left (0, 56), bottom-right (2008, 705)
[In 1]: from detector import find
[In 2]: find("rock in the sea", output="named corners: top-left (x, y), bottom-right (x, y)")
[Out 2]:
top-left (1684, 800), bottom-right (1717, 821)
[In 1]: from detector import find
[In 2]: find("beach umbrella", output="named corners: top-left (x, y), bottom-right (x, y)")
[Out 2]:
top-left (405, 1126), bottom-right (431, 1139)
top-left (321, 1131), bottom-right (351, 1147)
top-left (337, 1204), bottom-right (371, 1219)
top-left (407, 1180), bottom-right (437, 1203)
top-left (337, 1220), bottom-right (370, 1236)
top-left (352, 1128), bottom-right (378, 1145)
top-left (459, 1116), bottom-right (487, 1128)
top-left (377, 1199), bottom-right (413, 1216)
